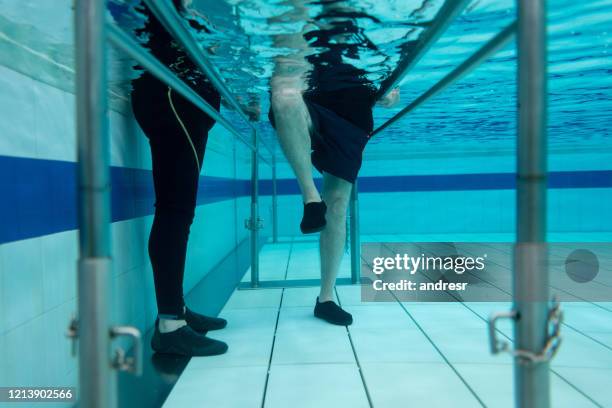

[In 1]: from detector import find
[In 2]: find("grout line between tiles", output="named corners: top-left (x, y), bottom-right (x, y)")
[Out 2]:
top-left (259, 288), bottom-right (284, 408)
top-left (392, 291), bottom-right (487, 407)
top-left (375, 243), bottom-right (487, 407)
top-left (457, 299), bottom-right (607, 407)
top-left (260, 241), bottom-right (293, 408)
top-left (335, 287), bottom-right (374, 408)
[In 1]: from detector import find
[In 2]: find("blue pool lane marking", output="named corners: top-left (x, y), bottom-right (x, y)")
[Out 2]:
top-left (258, 170), bottom-right (612, 194)
top-left (0, 155), bottom-right (248, 244)
top-left (0, 155), bottom-right (611, 244)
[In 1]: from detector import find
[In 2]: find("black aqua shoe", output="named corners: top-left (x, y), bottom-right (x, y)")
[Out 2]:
top-left (300, 201), bottom-right (327, 234)
top-left (184, 307), bottom-right (227, 333)
top-left (314, 297), bottom-right (353, 326)
top-left (151, 322), bottom-right (228, 356)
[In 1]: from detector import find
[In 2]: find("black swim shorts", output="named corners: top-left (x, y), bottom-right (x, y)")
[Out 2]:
top-left (269, 88), bottom-right (374, 184)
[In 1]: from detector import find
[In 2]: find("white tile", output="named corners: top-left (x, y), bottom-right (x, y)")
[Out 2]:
top-left (0, 333), bottom-right (6, 385)
top-left (43, 300), bottom-right (78, 380)
top-left (188, 328), bottom-right (274, 368)
top-left (425, 327), bottom-right (512, 365)
top-left (41, 230), bottom-right (77, 310)
top-left (0, 246), bottom-right (4, 333)
top-left (34, 80), bottom-right (75, 162)
top-left (111, 220), bottom-right (138, 277)
top-left (110, 269), bottom-right (146, 337)
top-left (553, 367), bottom-right (612, 407)
top-left (2, 313), bottom-right (48, 387)
top-left (406, 303), bottom-right (488, 330)
top-left (336, 284), bottom-right (387, 307)
top-left (285, 267), bottom-right (320, 280)
top-left (0, 238), bottom-right (44, 331)
top-left (224, 288), bottom-right (282, 310)
top-left (0, 66), bottom-right (37, 158)
top-left (454, 364), bottom-right (600, 408)
top-left (286, 243), bottom-right (321, 280)
top-left (163, 365), bottom-right (267, 408)
top-left (218, 308), bottom-right (279, 334)
top-left (265, 364), bottom-right (369, 408)
top-left (350, 327), bottom-right (443, 363)
top-left (350, 304), bottom-right (415, 330)
top-left (272, 329), bottom-right (354, 365)
top-left (277, 306), bottom-right (346, 334)
top-left (282, 287), bottom-right (335, 308)
top-left (257, 262), bottom-right (288, 281)
top-left (109, 110), bottom-right (140, 168)
top-left (553, 330), bottom-right (612, 369)
top-left (583, 331), bottom-right (612, 348)
top-left (563, 304), bottom-right (612, 333)
top-left (361, 362), bottom-right (482, 408)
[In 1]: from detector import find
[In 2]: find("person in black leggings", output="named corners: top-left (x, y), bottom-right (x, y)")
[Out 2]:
top-left (130, 0), bottom-right (228, 356)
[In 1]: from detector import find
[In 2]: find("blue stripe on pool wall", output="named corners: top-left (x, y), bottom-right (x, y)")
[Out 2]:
top-left (259, 170), bottom-right (612, 195)
top-left (0, 155), bottom-right (611, 244)
top-left (0, 156), bottom-right (246, 244)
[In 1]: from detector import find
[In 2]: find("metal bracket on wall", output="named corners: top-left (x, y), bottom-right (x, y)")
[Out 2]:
top-left (488, 297), bottom-right (563, 365)
top-left (245, 217), bottom-right (264, 231)
top-left (110, 326), bottom-right (143, 376)
top-left (66, 319), bottom-right (142, 376)
top-left (67, 317), bottom-right (79, 357)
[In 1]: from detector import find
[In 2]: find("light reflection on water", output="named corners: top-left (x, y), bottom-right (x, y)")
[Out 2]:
top-left (0, 0), bottom-right (610, 155)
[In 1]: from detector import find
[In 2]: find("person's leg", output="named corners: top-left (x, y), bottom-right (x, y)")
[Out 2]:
top-left (270, 62), bottom-right (328, 234)
top-left (318, 172), bottom-right (352, 300)
top-left (314, 172), bottom-right (354, 325)
top-left (131, 75), bottom-right (227, 356)
top-left (142, 86), bottom-right (206, 321)
top-left (270, 73), bottom-right (320, 204)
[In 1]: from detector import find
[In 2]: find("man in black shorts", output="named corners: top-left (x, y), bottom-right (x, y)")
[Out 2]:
top-left (269, 2), bottom-right (399, 325)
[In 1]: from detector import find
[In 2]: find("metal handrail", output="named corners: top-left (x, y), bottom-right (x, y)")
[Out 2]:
top-left (376, 0), bottom-right (469, 100)
top-left (142, 0), bottom-right (275, 157)
top-left (107, 22), bottom-right (271, 165)
top-left (371, 21), bottom-right (516, 137)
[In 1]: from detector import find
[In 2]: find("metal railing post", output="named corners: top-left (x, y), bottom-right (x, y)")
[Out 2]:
top-left (75, 0), bottom-right (114, 406)
top-left (250, 129), bottom-right (260, 288)
top-left (514, 0), bottom-right (549, 406)
top-left (272, 153), bottom-right (278, 243)
top-left (349, 181), bottom-right (361, 284)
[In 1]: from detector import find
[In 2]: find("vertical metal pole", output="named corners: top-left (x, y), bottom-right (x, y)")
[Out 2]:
top-left (272, 153), bottom-right (278, 243)
top-left (514, 0), bottom-right (549, 407)
top-left (349, 181), bottom-right (361, 284)
top-left (250, 130), bottom-right (260, 288)
top-left (75, 0), bottom-right (115, 407)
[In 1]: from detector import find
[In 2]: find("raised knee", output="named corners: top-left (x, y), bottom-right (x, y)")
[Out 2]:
top-left (270, 87), bottom-right (303, 110)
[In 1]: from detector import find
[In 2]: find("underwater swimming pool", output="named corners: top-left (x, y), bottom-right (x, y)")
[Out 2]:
top-left (0, 0), bottom-right (610, 407)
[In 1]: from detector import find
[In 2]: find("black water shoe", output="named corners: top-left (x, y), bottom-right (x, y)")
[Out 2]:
top-left (300, 201), bottom-right (327, 234)
top-left (151, 322), bottom-right (228, 356)
top-left (314, 297), bottom-right (353, 326)
top-left (185, 307), bottom-right (227, 333)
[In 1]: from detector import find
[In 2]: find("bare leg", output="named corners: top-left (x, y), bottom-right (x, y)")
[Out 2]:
top-left (270, 71), bottom-right (321, 203)
top-left (319, 172), bottom-right (352, 301)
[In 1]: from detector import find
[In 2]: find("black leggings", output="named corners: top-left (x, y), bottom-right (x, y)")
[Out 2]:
top-left (131, 73), bottom-right (220, 318)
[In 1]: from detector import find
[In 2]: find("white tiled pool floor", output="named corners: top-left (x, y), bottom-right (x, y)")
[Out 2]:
top-left (163, 235), bottom-right (612, 408)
